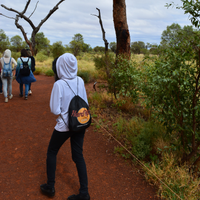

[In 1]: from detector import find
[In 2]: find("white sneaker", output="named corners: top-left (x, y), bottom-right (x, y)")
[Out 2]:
top-left (28, 90), bottom-right (32, 95)
top-left (9, 94), bottom-right (13, 99)
top-left (5, 97), bottom-right (8, 103)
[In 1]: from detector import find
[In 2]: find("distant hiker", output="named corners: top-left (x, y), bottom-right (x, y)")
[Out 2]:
top-left (15, 49), bottom-right (36, 100)
top-left (0, 49), bottom-right (17, 103)
top-left (40, 53), bottom-right (90, 200)
top-left (26, 49), bottom-right (36, 95)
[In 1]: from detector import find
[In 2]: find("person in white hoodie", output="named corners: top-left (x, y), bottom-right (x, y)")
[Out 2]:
top-left (40, 53), bottom-right (90, 200)
top-left (0, 49), bottom-right (17, 102)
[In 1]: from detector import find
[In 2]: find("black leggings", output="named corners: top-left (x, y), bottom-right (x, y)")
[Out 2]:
top-left (46, 129), bottom-right (88, 195)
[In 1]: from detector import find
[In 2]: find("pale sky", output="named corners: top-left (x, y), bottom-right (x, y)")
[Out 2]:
top-left (0, 0), bottom-right (192, 48)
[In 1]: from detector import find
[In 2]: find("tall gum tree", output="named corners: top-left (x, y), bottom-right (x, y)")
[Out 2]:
top-left (113, 0), bottom-right (131, 59)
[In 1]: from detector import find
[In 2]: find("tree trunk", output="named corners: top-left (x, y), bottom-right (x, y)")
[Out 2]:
top-left (113, 0), bottom-right (131, 59)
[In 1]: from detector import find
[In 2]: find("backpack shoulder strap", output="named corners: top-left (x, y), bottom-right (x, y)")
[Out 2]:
top-left (20, 57), bottom-right (29, 65)
top-left (2, 57), bottom-right (11, 64)
top-left (77, 77), bottom-right (79, 96)
top-left (20, 57), bottom-right (24, 64)
top-left (62, 79), bottom-right (76, 96)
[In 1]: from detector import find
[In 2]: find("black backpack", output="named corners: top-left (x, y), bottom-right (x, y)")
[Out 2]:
top-left (20, 58), bottom-right (30, 76)
top-left (61, 78), bottom-right (91, 132)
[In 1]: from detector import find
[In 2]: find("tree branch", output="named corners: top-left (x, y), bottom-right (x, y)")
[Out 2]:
top-left (36, 0), bottom-right (65, 32)
top-left (22, 0), bottom-right (31, 15)
top-left (0, 13), bottom-right (15, 19)
top-left (15, 15), bottom-right (32, 47)
top-left (92, 8), bottom-right (109, 54)
top-left (1, 0), bottom-right (65, 55)
top-left (1, 3), bottom-right (36, 30)
top-left (29, 1), bottom-right (39, 18)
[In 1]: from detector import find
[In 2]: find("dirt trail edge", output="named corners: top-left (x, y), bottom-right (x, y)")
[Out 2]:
top-left (0, 75), bottom-right (160, 200)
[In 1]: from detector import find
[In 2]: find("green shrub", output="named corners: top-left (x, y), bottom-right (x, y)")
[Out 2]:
top-left (51, 41), bottom-right (65, 59)
top-left (45, 69), bottom-right (54, 76)
top-left (11, 52), bottom-right (20, 61)
top-left (93, 53), bottom-right (115, 80)
top-left (33, 68), bottom-right (42, 75)
top-left (113, 117), bottom-right (166, 160)
top-left (77, 70), bottom-right (90, 83)
top-left (35, 52), bottom-right (48, 62)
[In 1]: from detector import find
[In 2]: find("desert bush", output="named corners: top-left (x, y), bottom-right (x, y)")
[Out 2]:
top-left (111, 55), bottom-right (140, 102)
top-left (113, 117), bottom-right (166, 160)
top-left (93, 53), bottom-right (115, 80)
top-left (145, 153), bottom-right (200, 200)
top-left (77, 58), bottom-right (98, 81)
top-left (51, 41), bottom-right (65, 59)
top-left (11, 52), bottom-right (20, 61)
top-left (77, 70), bottom-right (90, 83)
top-left (35, 51), bottom-right (48, 62)
top-left (33, 68), bottom-right (42, 75)
top-left (141, 44), bottom-right (200, 167)
top-left (94, 54), bottom-right (140, 103)
top-left (45, 69), bottom-right (54, 76)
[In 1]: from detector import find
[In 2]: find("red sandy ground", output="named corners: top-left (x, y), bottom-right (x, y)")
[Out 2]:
top-left (0, 75), bottom-right (161, 200)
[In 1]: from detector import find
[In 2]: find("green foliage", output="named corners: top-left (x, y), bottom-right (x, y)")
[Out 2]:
top-left (94, 54), bottom-right (140, 102)
top-left (113, 117), bottom-right (166, 160)
top-left (10, 35), bottom-right (25, 52)
top-left (11, 52), bottom-right (20, 61)
top-left (93, 53), bottom-right (115, 79)
top-left (160, 23), bottom-right (196, 50)
top-left (69, 33), bottom-right (89, 57)
top-left (35, 32), bottom-right (50, 55)
top-left (77, 70), bottom-right (90, 83)
top-left (109, 42), bottom-right (116, 53)
top-left (141, 31), bottom-right (200, 165)
top-left (33, 68), bottom-right (42, 75)
top-left (0, 29), bottom-right (10, 52)
top-left (45, 69), bottom-right (54, 76)
top-left (35, 51), bottom-right (48, 62)
top-left (167, 0), bottom-right (200, 28)
top-left (93, 46), bottom-right (105, 53)
top-left (111, 55), bottom-right (140, 102)
top-left (51, 41), bottom-right (65, 59)
top-left (131, 41), bottom-right (146, 54)
top-left (160, 23), bottom-right (182, 48)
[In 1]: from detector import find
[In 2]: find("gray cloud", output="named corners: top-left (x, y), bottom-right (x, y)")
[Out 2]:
top-left (0, 0), bottom-right (192, 47)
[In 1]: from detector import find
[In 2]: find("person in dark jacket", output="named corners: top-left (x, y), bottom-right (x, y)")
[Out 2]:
top-left (26, 49), bottom-right (35, 95)
top-left (15, 49), bottom-right (36, 100)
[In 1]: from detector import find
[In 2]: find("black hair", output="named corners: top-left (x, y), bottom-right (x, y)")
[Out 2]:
top-left (52, 57), bottom-right (59, 81)
top-left (21, 49), bottom-right (29, 57)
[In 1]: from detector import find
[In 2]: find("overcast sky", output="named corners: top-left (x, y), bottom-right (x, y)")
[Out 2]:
top-left (0, 0), bottom-right (192, 48)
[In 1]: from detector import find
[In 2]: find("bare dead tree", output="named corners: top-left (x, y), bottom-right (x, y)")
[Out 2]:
top-left (113, 0), bottom-right (131, 59)
top-left (91, 8), bottom-right (109, 55)
top-left (0, 0), bottom-right (65, 55)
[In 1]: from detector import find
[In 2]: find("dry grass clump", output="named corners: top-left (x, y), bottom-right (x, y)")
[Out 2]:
top-left (144, 153), bottom-right (200, 200)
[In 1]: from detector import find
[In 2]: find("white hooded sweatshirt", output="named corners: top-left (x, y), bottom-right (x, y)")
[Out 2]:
top-left (50, 53), bottom-right (88, 132)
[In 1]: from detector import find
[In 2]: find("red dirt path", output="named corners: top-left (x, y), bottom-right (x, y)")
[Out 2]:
top-left (0, 75), bottom-right (160, 200)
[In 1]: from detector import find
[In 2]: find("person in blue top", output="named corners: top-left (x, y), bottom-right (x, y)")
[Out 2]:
top-left (15, 49), bottom-right (36, 100)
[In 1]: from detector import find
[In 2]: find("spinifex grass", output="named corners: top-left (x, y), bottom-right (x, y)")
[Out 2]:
top-left (144, 153), bottom-right (200, 200)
